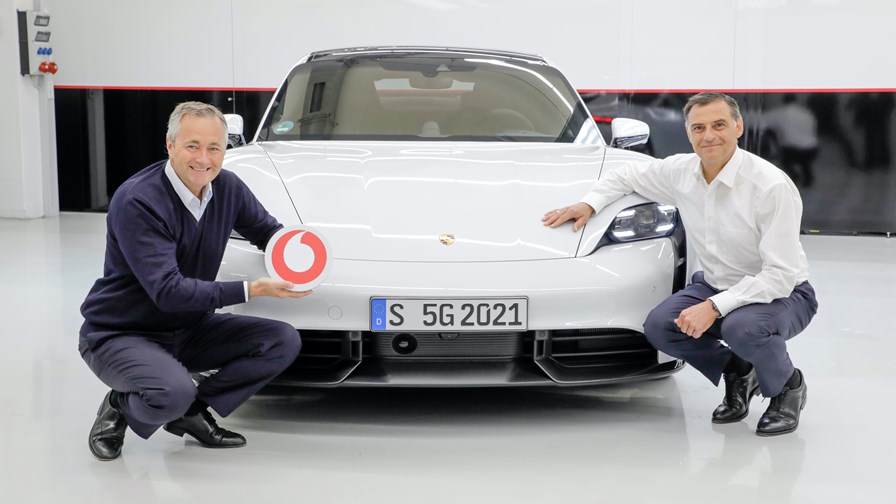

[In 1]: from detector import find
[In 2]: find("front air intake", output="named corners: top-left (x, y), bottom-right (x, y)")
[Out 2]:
top-left (533, 328), bottom-right (662, 383)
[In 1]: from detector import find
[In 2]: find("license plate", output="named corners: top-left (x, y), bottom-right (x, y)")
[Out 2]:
top-left (370, 298), bottom-right (528, 332)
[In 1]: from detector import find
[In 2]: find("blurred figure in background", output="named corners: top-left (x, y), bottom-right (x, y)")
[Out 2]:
top-left (807, 92), bottom-right (857, 167)
top-left (764, 94), bottom-right (819, 187)
top-left (849, 92), bottom-right (895, 170)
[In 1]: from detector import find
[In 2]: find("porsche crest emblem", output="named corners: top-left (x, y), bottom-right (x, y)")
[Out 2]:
top-left (438, 233), bottom-right (456, 246)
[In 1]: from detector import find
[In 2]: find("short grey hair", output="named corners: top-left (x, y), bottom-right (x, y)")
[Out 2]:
top-left (683, 92), bottom-right (742, 123)
top-left (166, 101), bottom-right (227, 144)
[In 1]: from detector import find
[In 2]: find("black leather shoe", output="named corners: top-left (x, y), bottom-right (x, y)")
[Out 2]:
top-left (712, 368), bottom-right (760, 424)
top-left (757, 369), bottom-right (807, 437)
top-left (163, 409), bottom-right (246, 448)
top-left (89, 390), bottom-right (127, 461)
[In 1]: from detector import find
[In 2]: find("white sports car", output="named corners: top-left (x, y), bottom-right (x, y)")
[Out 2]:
top-left (219, 46), bottom-right (686, 386)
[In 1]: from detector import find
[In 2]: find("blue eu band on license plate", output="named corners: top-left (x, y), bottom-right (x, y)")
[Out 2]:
top-left (370, 298), bottom-right (528, 332)
top-left (370, 298), bottom-right (388, 331)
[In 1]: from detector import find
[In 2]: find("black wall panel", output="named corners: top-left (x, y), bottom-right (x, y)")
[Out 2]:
top-left (55, 88), bottom-right (92, 211)
top-left (55, 89), bottom-right (273, 211)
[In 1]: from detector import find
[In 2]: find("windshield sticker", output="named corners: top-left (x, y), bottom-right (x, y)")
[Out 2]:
top-left (273, 121), bottom-right (295, 134)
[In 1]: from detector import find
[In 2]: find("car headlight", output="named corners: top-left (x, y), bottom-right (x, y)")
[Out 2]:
top-left (607, 203), bottom-right (678, 242)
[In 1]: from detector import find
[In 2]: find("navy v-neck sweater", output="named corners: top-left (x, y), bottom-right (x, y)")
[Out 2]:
top-left (80, 160), bottom-right (281, 332)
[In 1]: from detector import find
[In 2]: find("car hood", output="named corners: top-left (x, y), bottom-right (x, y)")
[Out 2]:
top-left (258, 141), bottom-right (608, 262)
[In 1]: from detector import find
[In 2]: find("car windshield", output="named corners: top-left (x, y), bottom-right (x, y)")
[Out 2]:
top-left (258, 52), bottom-right (591, 142)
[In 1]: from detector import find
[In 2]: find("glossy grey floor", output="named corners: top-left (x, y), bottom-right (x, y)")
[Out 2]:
top-left (1, 213), bottom-right (893, 504)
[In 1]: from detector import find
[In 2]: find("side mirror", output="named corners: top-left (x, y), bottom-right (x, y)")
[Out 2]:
top-left (610, 118), bottom-right (650, 149)
top-left (224, 114), bottom-right (246, 148)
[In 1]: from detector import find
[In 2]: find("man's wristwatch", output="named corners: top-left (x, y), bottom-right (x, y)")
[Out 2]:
top-left (709, 299), bottom-right (722, 316)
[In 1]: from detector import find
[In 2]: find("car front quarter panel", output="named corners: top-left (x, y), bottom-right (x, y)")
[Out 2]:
top-left (222, 144), bottom-right (301, 226)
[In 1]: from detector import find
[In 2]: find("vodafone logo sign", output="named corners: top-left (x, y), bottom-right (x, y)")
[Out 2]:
top-left (264, 226), bottom-right (332, 290)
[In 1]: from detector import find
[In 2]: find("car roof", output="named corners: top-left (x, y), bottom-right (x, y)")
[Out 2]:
top-left (306, 46), bottom-right (547, 64)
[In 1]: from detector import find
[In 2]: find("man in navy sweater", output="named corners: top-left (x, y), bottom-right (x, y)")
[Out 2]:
top-left (80, 102), bottom-right (311, 461)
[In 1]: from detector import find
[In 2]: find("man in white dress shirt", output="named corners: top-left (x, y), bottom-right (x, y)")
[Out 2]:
top-left (543, 92), bottom-right (818, 436)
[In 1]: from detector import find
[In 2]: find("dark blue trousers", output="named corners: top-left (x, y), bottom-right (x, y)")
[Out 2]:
top-left (643, 272), bottom-right (818, 397)
top-left (79, 313), bottom-right (301, 439)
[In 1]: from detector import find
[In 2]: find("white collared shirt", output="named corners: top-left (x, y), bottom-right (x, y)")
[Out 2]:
top-left (164, 161), bottom-right (250, 302)
top-left (164, 161), bottom-right (213, 221)
top-left (580, 147), bottom-right (809, 316)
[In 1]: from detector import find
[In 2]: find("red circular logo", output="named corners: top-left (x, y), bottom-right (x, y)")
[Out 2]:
top-left (264, 226), bottom-right (331, 290)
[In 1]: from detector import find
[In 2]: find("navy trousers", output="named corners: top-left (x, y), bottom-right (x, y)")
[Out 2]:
top-left (643, 272), bottom-right (818, 397)
top-left (79, 313), bottom-right (301, 439)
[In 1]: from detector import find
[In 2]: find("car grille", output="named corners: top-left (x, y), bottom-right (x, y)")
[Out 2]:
top-left (292, 330), bottom-right (352, 369)
top-left (546, 328), bottom-right (656, 368)
top-left (279, 328), bottom-right (665, 385)
top-left (532, 328), bottom-right (660, 383)
top-left (367, 331), bottom-right (528, 359)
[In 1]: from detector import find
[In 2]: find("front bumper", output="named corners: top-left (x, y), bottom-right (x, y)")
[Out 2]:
top-left (272, 328), bottom-right (683, 387)
top-left (218, 235), bottom-right (686, 386)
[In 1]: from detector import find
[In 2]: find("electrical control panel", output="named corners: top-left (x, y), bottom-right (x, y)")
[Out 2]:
top-left (18, 10), bottom-right (57, 76)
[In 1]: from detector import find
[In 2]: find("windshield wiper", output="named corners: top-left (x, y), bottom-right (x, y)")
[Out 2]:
top-left (494, 133), bottom-right (521, 142)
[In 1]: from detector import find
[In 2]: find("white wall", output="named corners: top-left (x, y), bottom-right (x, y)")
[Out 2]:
top-left (0, 0), bottom-right (56, 219)
top-left (48, 0), bottom-right (896, 91)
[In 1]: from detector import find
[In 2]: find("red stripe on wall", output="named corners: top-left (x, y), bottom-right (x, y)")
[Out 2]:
top-left (577, 88), bottom-right (896, 94)
top-left (53, 85), bottom-right (278, 92)
top-left (55, 85), bottom-right (896, 94)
